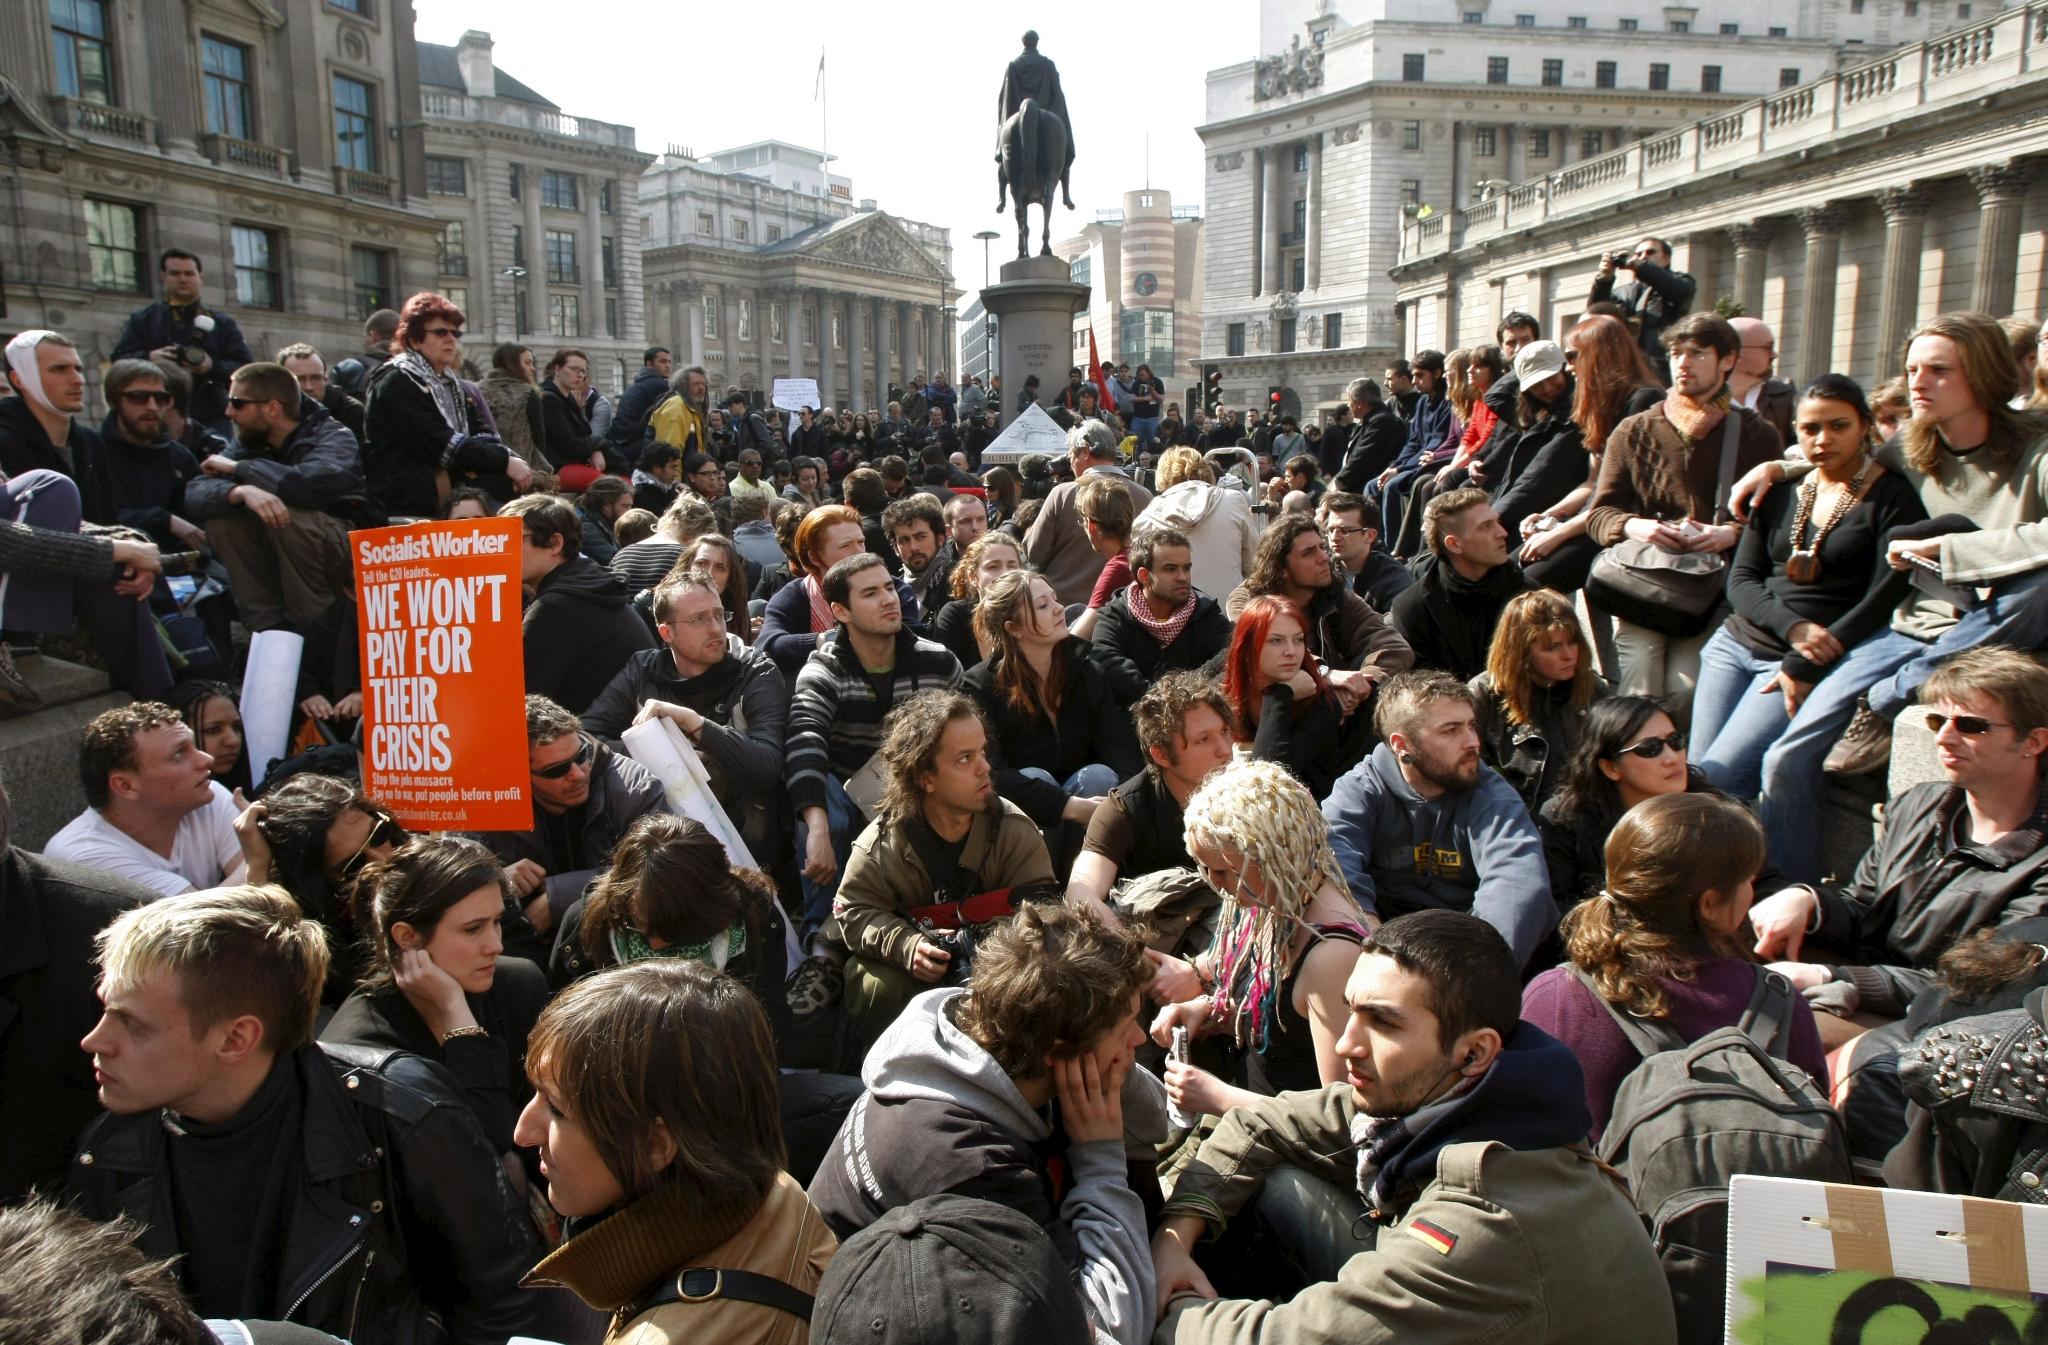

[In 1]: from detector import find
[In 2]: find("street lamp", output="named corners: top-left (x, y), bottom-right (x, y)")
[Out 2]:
top-left (974, 230), bottom-right (1000, 388)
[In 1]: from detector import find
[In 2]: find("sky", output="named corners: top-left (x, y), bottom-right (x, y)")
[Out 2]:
top-left (413, 1), bottom-right (1258, 314)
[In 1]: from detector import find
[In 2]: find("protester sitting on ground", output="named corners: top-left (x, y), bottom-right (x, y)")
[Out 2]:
top-left (504, 493), bottom-right (656, 716)
top-left (1735, 316), bottom-right (2048, 884)
top-left (164, 679), bottom-right (249, 797)
top-left (930, 530), bottom-right (1024, 670)
top-left (844, 466), bottom-right (896, 571)
top-left (1071, 471), bottom-right (1136, 641)
top-left (96, 357), bottom-right (204, 552)
top-left (1320, 672), bottom-right (1554, 970)
top-left (0, 1198), bottom-right (256, 1345)
top-left (759, 503), bottom-right (919, 673)
top-left (232, 773), bottom-right (399, 1003)
top-left (609, 492), bottom-right (715, 596)
top-left (1149, 909), bottom-right (1676, 1343)
top-left (1539, 696), bottom-right (1804, 917)
top-left (362, 292), bottom-right (521, 518)
top-left (478, 342), bottom-right (550, 489)
top-left (1026, 424), bottom-right (1154, 606)
top-left (569, 475), bottom-right (628, 569)
top-left (478, 695), bottom-right (668, 964)
top-left (1521, 792), bottom-right (1829, 1139)
top-left (883, 493), bottom-right (951, 620)
top-left (538, 349), bottom-right (606, 493)
top-left (1749, 647), bottom-right (2048, 1052)
top-left (677, 532), bottom-right (755, 639)
top-left (611, 505), bottom-right (656, 548)
top-left (322, 834), bottom-right (547, 1164)
top-left (1694, 374), bottom-right (1928, 803)
top-left (824, 689), bottom-right (1055, 1053)
top-left (983, 464), bottom-right (1023, 531)
top-left (787, 555), bottom-right (963, 969)
top-left (0, 774), bottom-right (155, 1206)
top-left (518, 960), bottom-right (837, 1339)
top-left (1225, 595), bottom-right (1361, 800)
top-left (808, 901), bottom-right (1161, 1345)
top-left (0, 329), bottom-right (111, 519)
top-left (444, 486), bottom-right (491, 521)
top-left (1478, 340), bottom-right (1580, 546)
top-left (1471, 590), bottom-right (1611, 811)
top-left (1388, 488), bottom-right (1525, 684)
top-left (1333, 376), bottom-right (1405, 493)
top-left (965, 570), bottom-right (1143, 845)
top-left (1229, 515), bottom-right (1415, 712)
top-left (47, 702), bottom-right (245, 897)
top-left (630, 440), bottom-right (682, 517)
top-left (1148, 758), bottom-right (1368, 1113)
top-left (1391, 346), bottom-right (1507, 558)
top-left (1321, 491), bottom-right (1413, 613)
top-left (1135, 445), bottom-right (1258, 601)
top-left (73, 885), bottom-right (543, 1340)
top-left (1087, 526), bottom-right (1234, 689)
top-left (1066, 672), bottom-right (1236, 918)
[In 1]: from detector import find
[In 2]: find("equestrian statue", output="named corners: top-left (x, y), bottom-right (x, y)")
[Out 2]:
top-left (995, 30), bottom-right (1076, 259)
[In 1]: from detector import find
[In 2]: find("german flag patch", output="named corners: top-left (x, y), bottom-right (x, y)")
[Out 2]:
top-left (1404, 1218), bottom-right (1458, 1255)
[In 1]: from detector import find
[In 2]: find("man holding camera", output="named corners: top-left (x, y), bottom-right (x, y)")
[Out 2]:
top-left (1588, 237), bottom-right (1696, 380)
top-left (111, 249), bottom-right (252, 434)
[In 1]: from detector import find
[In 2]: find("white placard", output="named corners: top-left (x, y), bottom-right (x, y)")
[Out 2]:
top-left (771, 377), bottom-right (822, 414)
top-left (239, 628), bottom-right (304, 785)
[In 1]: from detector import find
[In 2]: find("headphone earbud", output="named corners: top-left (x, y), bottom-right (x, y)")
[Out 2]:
top-left (1462, 1050), bottom-right (1479, 1067)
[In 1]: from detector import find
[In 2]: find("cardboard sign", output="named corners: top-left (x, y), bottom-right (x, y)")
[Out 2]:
top-left (352, 517), bottom-right (530, 831)
top-left (1726, 1175), bottom-right (2048, 1343)
top-left (771, 377), bottom-right (822, 414)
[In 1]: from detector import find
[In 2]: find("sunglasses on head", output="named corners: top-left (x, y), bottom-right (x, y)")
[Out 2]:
top-left (339, 814), bottom-right (405, 879)
top-left (1614, 731), bottom-right (1688, 760)
top-left (533, 736), bottom-right (595, 780)
top-left (1926, 712), bottom-right (2013, 737)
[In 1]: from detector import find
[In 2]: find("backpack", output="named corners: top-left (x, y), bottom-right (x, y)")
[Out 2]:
top-left (1575, 966), bottom-right (1851, 1345)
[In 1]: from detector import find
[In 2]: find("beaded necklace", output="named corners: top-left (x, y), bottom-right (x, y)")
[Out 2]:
top-left (1786, 460), bottom-right (1872, 584)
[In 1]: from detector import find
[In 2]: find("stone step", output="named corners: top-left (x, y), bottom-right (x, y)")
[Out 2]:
top-left (0, 654), bottom-right (129, 852)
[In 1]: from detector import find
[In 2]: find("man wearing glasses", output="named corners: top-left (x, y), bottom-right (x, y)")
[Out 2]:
top-left (1321, 491), bottom-right (1413, 614)
top-left (95, 359), bottom-right (207, 553)
top-left (185, 362), bottom-right (370, 633)
top-left (479, 695), bottom-right (668, 964)
top-left (1751, 647), bottom-right (2048, 1051)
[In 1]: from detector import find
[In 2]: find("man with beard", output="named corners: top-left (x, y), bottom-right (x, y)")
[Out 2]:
top-left (1388, 489), bottom-right (1525, 682)
top-left (1320, 673), bottom-right (1552, 969)
top-left (649, 363), bottom-right (711, 457)
top-left (1148, 910), bottom-right (1673, 1343)
top-left (1089, 529), bottom-right (1233, 683)
top-left (96, 359), bottom-right (205, 552)
top-left (883, 495), bottom-right (952, 617)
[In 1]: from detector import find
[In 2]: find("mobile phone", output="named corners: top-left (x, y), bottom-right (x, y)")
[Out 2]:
top-left (1166, 1025), bottom-right (1194, 1129)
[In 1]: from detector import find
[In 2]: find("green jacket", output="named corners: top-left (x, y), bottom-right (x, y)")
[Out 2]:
top-left (1157, 1085), bottom-right (1676, 1345)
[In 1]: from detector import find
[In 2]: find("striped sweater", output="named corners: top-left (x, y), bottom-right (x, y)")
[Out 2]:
top-left (786, 627), bottom-right (962, 815)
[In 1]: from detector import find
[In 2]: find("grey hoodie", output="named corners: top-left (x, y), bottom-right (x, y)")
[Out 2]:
top-left (1136, 478), bottom-right (1259, 603)
top-left (807, 988), bottom-right (1164, 1345)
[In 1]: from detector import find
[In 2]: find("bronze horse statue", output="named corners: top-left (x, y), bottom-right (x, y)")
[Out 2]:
top-left (996, 98), bottom-right (1074, 260)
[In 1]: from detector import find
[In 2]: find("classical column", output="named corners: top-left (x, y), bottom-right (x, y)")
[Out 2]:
top-left (934, 304), bottom-right (951, 378)
top-left (757, 287), bottom-right (776, 389)
top-left (144, 3), bottom-right (200, 152)
top-left (783, 288), bottom-right (803, 382)
top-left (522, 166), bottom-right (547, 337)
top-left (1726, 221), bottom-right (1771, 323)
top-left (1260, 149), bottom-right (1283, 296)
top-left (681, 282), bottom-right (704, 370)
top-left (1797, 207), bottom-right (1847, 384)
top-left (871, 296), bottom-right (891, 411)
top-left (847, 292), bottom-right (867, 415)
top-left (897, 301), bottom-right (916, 384)
top-left (1876, 186), bottom-right (1931, 378)
top-left (1969, 162), bottom-right (2036, 317)
top-left (582, 174), bottom-right (605, 339)
top-left (1246, 154), bottom-right (1261, 295)
top-left (1304, 134), bottom-right (1324, 291)
top-left (1504, 124), bottom-right (1524, 185)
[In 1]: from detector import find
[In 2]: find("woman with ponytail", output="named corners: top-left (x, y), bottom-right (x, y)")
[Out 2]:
top-left (1521, 792), bottom-right (1828, 1138)
top-left (1147, 758), bottom-right (1368, 1117)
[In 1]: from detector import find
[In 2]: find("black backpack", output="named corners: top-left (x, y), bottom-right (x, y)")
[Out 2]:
top-left (1576, 966), bottom-right (1851, 1345)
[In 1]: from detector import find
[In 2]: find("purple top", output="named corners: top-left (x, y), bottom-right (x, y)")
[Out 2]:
top-left (1521, 957), bottom-right (1831, 1142)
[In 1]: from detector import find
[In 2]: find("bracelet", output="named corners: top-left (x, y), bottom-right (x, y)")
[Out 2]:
top-left (440, 1025), bottom-right (490, 1045)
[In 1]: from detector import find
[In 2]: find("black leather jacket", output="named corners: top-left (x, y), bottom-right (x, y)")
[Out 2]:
top-left (66, 1042), bottom-right (541, 1345)
top-left (1889, 988), bottom-right (2048, 1203)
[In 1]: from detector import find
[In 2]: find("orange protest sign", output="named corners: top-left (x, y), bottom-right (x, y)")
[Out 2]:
top-left (352, 517), bottom-right (531, 832)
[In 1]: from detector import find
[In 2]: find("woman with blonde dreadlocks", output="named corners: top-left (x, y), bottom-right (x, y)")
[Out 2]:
top-left (1147, 758), bottom-right (1373, 1117)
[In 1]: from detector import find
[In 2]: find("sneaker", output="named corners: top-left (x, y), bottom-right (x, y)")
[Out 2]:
top-left (787, 953), bottom-right (844, 1016)
top-left (1824, 700), bottom-right (1893, 776)
top-left (0, 644), bottom-right (43, 718)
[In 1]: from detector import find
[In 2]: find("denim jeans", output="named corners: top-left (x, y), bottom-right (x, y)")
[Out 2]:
top-left (1864, 565), bottom-right (2048, 716)
top-left (794, 773), bottom-right (861, 941)
top-left (1251, 1167), bottom-right (1372, 1289)
top-left (1693, 626), bottom-right (1791, 802)
top-left (1019, 763), bottom-right (1123, 797)
top-left (1130, 416), bottom-right (1162, 454)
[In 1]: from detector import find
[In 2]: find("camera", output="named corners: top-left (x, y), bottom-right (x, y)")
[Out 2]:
top-left (923, 926), bottom-right (977, 986)
top-left (1607, 250), bottom-right (1635, 271)
top-left (174, 344), bottom-right (208, 370)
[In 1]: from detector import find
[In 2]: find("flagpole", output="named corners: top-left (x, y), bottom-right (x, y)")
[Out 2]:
top-left (819, 49), bottom-right (829, 176)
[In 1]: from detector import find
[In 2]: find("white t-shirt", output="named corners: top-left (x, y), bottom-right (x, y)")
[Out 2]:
top-left (45, 782), bottom-right (247, 898)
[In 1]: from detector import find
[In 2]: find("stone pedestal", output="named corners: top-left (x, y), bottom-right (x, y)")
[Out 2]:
top-left (980, 256), bottom-right (1089, 412)
top-left (0, 654), bottom-right (128, 850)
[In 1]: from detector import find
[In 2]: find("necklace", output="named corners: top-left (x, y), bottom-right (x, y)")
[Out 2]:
top-left (1786, 460), bottom-right (1871, 584)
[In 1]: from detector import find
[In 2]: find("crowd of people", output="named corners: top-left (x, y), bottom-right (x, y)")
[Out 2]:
top-left (4, 243), bottom-right (2048, 1345)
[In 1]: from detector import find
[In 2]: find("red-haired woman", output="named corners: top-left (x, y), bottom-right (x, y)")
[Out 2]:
top-left (1224, 594), bottom-right (1362, 799)
top-left (363, 292), bottom-right (528, 517)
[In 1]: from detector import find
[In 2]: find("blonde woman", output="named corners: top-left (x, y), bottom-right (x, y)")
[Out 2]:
top-left (1135, 445), bottom-right (1257, 601)
top-left (1147, 758), bottom-right (1370, 1116)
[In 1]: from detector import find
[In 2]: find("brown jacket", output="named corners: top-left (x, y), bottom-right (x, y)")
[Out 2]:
top-left (1584, 404), bottom-right (1782, 547)
top-left (528, 1174), bottom-right (836, 1345)
top-left (1026, 467), bottom-right (1155, 606)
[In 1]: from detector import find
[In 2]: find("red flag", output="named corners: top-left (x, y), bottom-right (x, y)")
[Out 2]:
top-left (1087, 329), bottom-right (1117, 412)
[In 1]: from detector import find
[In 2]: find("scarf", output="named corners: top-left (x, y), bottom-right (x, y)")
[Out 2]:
top-left (1124, 581), bottom-right (1196, 647)
top-left (1661, 381), bottom-right (1731, 445)
top-left (1352, 1073), bottom-right (1482, 1219)
top-left (610, 920), bottom-right (746, 971)
top-left (387, 349), bottom-right (468, 435)
top-left (3, 330), bottom-right (62, 418)
top-left (803, 574), bottom-right (836, 634)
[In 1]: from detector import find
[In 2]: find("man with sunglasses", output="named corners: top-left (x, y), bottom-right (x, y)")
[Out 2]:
top-left (95, 359), bottom-right (207, 553)
top-left (1752, 647), bottom-right (2048, 1047)
top-left (185, 362), bottom-right (372, 633)
top-left (478, 695), bottom-right (667, 964)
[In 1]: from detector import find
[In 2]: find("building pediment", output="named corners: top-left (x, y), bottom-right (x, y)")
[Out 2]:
top-left (192, 0), bottom-right (286, 30)
top-left (790, 213), bottom-right (946, 282)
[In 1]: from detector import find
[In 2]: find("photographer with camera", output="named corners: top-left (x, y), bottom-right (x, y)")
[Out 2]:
top-left (1589, 237), bottom-right (1697, 382)
top-left (110, 249), bottom-right (253, 434)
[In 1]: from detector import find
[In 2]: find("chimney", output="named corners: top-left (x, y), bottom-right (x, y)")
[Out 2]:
top-left (455, 31), bottom-right (495, 99)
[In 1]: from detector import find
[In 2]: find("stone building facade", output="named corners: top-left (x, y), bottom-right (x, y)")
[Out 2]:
top-left (416, 31), bottom-right (651, 393)
top-left (1198, 0), bottom-right (2015, 419)
top-left (1392, 1), bottom-right (2048, 386)
top-left (638, 147), bottom-right (957, 413)
top-left (0, 0), bottom-right (442, 410)
top-left (1055, 189), bottom-right (1206, 404)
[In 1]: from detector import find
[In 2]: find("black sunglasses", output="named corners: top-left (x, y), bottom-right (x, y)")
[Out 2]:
top-left (1925, 712), bottom-right (2013, 736)
top-left (1614, 731), bottom-right (1688, 760)
top-left (338, 814), bottom-right (405, 879)
top-left (226, 396), bottom-right (266, 409)
top-left (121, 389), bottom-right (175, 405)
top-left (533, 736), bottom-right (595, 780)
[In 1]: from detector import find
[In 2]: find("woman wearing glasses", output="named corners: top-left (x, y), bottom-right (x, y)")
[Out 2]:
top-left (362, 291), bottom-right (527, 518)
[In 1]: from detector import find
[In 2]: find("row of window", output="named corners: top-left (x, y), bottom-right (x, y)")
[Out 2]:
top-left (83, 198), bottom-right (391, 317)
top-left (1401, 54), bottom-right (1798, 91)
top-left (1219, 314), bottom-right (1344, 356)
top-left (692, 210), bottom-right (783, 244)
top-left (488, 226), bottom-right (619, 288)
top-left (1458, 11), bottom-right (1790, 29)
top-left (427, 160), bottom-right (615, 214)
top-left (697, 298), bottom-right (916, 350)
top-left (508, 293), bottom-right (615, 341)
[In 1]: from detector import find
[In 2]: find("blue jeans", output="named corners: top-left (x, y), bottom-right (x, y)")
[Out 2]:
top-left (1864, 566), bottom-right (2048, 716)
top-left (1019, 763), bottom-right (1123, 798)
top-left (1693, 626), bottom-right (1791, 802)
top-left (795, 774), bottom-right (861, 941)
top-left (1130, 416), bottom-right (1161, 454)
top-left (1252, 1168), bottom-right (1372, 1288)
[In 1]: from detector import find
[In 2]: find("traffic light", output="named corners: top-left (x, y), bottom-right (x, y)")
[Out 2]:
top-left (1203, 365), bottom-right (1223, 414)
